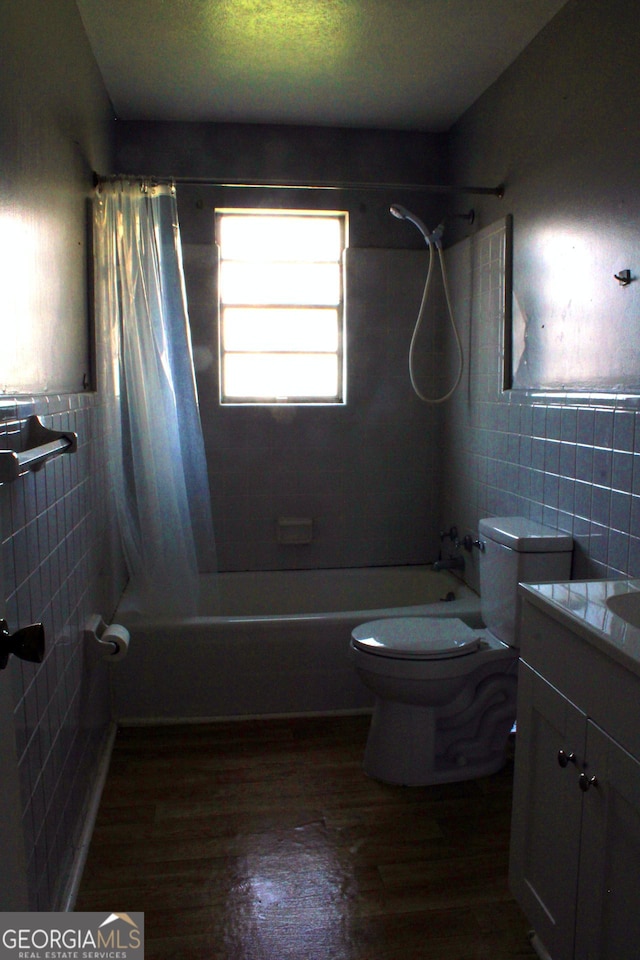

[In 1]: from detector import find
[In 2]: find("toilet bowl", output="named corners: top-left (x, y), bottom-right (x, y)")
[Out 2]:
top-left (351, 517), bottom-right (573, 786)
top-left (350, 619), bottom-right (518, 785)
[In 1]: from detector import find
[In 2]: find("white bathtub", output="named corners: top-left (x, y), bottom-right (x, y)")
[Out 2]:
top-left (112, 566), bottom-right (481, 722)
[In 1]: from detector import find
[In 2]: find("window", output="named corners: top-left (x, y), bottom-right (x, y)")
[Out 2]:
top-left (217, 209), bottom-right (347, 404)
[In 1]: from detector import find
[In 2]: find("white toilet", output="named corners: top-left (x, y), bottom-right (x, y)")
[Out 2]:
top-left (350, 517), bottom-right (573, 785)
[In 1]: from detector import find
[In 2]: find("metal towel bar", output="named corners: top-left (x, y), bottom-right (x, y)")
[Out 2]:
top-left (0, 415), bottom-right (78, 484)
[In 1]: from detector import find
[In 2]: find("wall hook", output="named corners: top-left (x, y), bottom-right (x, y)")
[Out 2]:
top-left (614, 269), bottom-right (632, 286)
top-left (0, 620), bottom-right (45, 670)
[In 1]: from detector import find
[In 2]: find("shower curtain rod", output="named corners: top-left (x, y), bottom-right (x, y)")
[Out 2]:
top-left (93, 172), bottom-right (505, 198)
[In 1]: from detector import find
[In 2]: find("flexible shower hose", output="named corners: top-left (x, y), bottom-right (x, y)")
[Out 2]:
top-left (409, 243), bottom-right (464, 404)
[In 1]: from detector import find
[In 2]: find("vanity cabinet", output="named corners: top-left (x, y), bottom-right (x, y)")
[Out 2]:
top-left (509, 593), bottom-right (640, 960)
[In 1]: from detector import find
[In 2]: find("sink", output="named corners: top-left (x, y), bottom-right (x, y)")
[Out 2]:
top-left (606, 591), bottom-right (640, 629)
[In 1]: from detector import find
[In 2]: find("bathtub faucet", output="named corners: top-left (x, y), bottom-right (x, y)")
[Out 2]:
top-left (433, 555), bottom-right (465, 572)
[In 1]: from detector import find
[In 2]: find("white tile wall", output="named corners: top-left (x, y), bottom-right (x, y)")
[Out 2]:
top-left (0, 392), bottom-right (125, 909)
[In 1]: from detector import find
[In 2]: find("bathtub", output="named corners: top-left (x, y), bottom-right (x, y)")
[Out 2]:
top-left (112, 566), bottom-right (481, 722)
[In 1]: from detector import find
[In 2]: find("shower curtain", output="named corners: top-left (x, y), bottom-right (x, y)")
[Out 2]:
top-left (93, 180), bottom-right (216, 616)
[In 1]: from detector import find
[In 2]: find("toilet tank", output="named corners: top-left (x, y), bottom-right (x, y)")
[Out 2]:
top-left (479, 517), bottom-right (573, 647)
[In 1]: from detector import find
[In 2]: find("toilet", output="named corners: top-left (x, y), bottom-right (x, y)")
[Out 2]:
top-left (350, 517), bottom-right (573, 785)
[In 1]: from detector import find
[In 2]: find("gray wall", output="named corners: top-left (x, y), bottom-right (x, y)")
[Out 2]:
top-left (1, 0), bottom-right (121, 910)
top-left (448, 0), bottom-right (640, 392)
top-left (116, 124), bottom-right (459, 570)
top-left (1, 0), bottom-right (113, 395)
top-left (440, 0), bottom-right (640, 586)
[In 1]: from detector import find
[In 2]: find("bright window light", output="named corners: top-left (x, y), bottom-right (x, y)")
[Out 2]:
top-left (224, 308), bottom-right (339, 352)
top-left (217, 209), bottom-right (347, 404)
top-left (220, 261), bottom-right (342, 305)
top-left (224, 354), bottom-right (340, 399)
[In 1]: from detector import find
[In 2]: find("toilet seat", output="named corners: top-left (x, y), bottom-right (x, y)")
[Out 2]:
top-left (351, 617), bottom-right (482, 660)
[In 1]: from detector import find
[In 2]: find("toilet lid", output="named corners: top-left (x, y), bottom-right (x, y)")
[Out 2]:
top-left (351, 617), bottom-right (482, 660)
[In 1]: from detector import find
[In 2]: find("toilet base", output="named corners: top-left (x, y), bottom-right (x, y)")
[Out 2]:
top-left (362, 675), bottom-right (517, 786)
top-left (364, 701), bottom-right (439, 785)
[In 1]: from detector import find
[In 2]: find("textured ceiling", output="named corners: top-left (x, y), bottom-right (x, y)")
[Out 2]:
top-left (76, 0), bottom-right (568, 131)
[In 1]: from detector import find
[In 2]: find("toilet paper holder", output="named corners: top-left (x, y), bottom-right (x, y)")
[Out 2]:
top-left (84, 614), bottom-right (130, 662)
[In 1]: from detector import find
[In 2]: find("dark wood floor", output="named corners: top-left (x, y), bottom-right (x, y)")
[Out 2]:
top-left (76, 714), bottom-right (536, 960)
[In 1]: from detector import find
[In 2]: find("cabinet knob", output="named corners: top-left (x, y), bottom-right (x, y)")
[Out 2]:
top-left (557, 749), bottom-right (576, 768)
top-left (579, 773), bottom-right (599, 792)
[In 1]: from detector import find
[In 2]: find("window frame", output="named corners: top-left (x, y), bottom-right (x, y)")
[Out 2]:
top-left (216, 207), bottom-right (347, 406)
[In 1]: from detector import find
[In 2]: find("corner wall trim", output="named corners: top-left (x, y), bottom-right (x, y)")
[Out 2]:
top-left (58, 721), bottom-right (118, 912)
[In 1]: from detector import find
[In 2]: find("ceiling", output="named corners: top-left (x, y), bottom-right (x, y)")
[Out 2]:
top-left (75, 0), bottom-right (568, 132)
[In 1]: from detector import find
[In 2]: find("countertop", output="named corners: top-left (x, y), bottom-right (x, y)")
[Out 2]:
top-left (518, 578), bottom-right (640, 679)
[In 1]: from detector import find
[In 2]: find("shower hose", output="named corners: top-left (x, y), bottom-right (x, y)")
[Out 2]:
top-left (409, 241), bottom-right (464, 404)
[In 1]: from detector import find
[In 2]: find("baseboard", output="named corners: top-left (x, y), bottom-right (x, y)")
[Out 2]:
top-left (118, 708), bottom-right (374, 727)
top-left (58, 721), bottom-right (118, 912)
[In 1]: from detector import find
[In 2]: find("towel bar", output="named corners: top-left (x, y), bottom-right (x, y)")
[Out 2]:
top-left (0, 415), bottom-right (78, 484)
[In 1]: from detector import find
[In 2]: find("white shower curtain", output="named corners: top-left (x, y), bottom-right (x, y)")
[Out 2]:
top-left (93, 180), bottom-right (216, 616)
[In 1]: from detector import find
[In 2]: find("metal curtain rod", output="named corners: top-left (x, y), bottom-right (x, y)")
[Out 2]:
top-left (93, 172), bottom-right (505, 198)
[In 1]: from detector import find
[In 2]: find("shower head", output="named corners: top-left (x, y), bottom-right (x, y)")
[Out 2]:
top-left (389, 203), bottom-right (411, 220)
top-left (389, 204), bottom-right (432, 245)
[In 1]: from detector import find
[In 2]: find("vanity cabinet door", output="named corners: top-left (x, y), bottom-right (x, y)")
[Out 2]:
top-left (509, 663), bottom-right (586, 960)
top-left (574, 721), bottom-right (640, 960)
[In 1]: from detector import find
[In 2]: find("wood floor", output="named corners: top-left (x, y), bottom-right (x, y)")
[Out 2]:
top-left (76, 714), bottom-right (536, 960)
